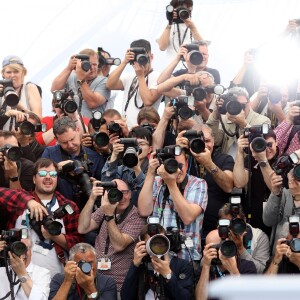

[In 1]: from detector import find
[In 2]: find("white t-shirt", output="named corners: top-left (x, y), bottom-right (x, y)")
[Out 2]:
top-left (120, 71), bottom-right (163, 129)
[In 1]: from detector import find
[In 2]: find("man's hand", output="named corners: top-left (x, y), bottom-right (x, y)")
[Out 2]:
top-left (157, 164), bottom-right (178, 186)
top-left (76, 264), bottom-right (96, 294)
top-left (269, 171), bottom-right (283, 195)
top-left (101, 191), bottom-right (118, 215)
top-left (114, 118), bottom-right (129, 137)
top-left (9, 252), bottom-right (27, 277)
top-left (176, 46), bottom-right (188, 61)
top-left (89, 181), bottom-right (105, 202)
top-left (3, 156), bottom-right (18, 178)
top-left (12, 127), bottom-right (31, 147)
top-left (202, 243), bottom-right (218, 266)
top-left (147, 152), bottom-right (160, 176)
top-left (289, 251), bottom-right (300, 268)
top-left (64, 261), bottom-right (77, 283)
top-left (133, 61), bottom-right (147, 78)
top-left (151, 255), bottom-right (172, 277)
top-left (0, 238), bottom-right (7, 252)
top-left (133, 241), bottom-right (148, 267)
top-left (162, 103), bottom-right (175, 121)
top-left (67, 55), bottom-right (78, 72)
top-left (4, 110), bottom-right (28, 122)
top-left (27, 200), bottom-right (48, 221)
top-left (227, 110), bottom-right (247, 128)
top-left (110, 140), bottom-right (124, 163)
top-left (274, 238), bottom-right (289, 264)
top-left (75, 58), bottom-right (91, 81)
top-left (250, 143), bottom-right (267, 162)
top-left (219, 251), bottom-right (239, 275)
top-left (175, 131), bottom-right (189, 150)
top-left (237, 135), bottom-right (249, 155)
top-left (57, 160), bottom-right (74, 172)
top-left (229, 230), bottom-right (246, 254)
top-left (191, 148), bottom-right (213, 169)
top-left (41, 225), bottom-right (55, 241)
top-left (124, 49), bottom-right (135, 65)
top-left (183, 73), bottom-right (201, 86)
top-left (81, 133), bottom-right (93, 148)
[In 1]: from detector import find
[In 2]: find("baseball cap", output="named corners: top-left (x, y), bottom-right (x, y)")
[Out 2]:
top-left (2, 55), bottom-right (24, 68)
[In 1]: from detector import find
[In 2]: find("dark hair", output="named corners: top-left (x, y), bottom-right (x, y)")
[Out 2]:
top-left (130, 39), bottom-right (151, 53)
top-left (53, 116), bottom-right (77, 137)
top-left (102, 109), bottom-right (122, 119)
top-left (0, 130), bottom-right (17, 139)
top-left (263, 128), bottom-right (276, 141)
top-left (170, 0), bottom-right (193, 8)
top-left (33, 158), bottom-right (58, 175)
top-left (129, 126), bottom-right (153, 146)
top-left (139, 224), bottom-right (166, 241)
top-left (27, 111), bottom-right (41, 124)
top-left (218, 203), bottom-right (246, 220)
top-left (137, 107), bottom-right (160, 125)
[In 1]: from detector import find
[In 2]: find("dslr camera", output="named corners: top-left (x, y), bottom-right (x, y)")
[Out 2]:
top-left (170, 96), bottom-right (195, 120)
top-left (98, 48), bottom-right (121, 67)
top-left (130, 47), bottom-right (149, 66)
top-left (119, 138), bottom-right (141, 168)
top-left (96, 181), bottom-right (123, 204)
top-left (228, 195), bottom-right (247, 235)
top-left (182, 43), bottom-right (203, 66)
top-left (74, 54), bottom-right (91, 72)
top-left (243, 124), bottom-right (269, 153)
top-left (183, 130), bottom-right (205, 154)
top-left (166, 2), bottom-right (190, 24)
top-left (156, 145), bottom-right (182, 174)
top-left (30, 203), bottom-right (74, 238)
top-left (218, 93), bottom-right (242, 115)
top-left (53, 89), bottom-right (77, 114)
top-left (293, 99), bottom-right (300, 125)
top-left (78, 259), bottom-right (92, 274)
top-left (0, 79), bottom-right (19, 107)
top-left (0, 144), bottom-right (22, 161)
top-left (283, 215), bottom-right (300, 253)
top-left (15, 121), bottom-right (47, 135)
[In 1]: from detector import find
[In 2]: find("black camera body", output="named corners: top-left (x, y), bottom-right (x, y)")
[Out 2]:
top-left (284, 215), bottom-right (300, 253)
top-left (30, 203), bottom-right (74, 238)
top-left (107, 121), bottom-right (121, 135)
top-left (130, 47), bottom-right (149, 66)
top-left (243, 124), bottom-right (269, 153)
top-left (119, 138), bottom-right (140, 168)
top-left (0, 79), bottom-right (19, 107)
top-left (182, 43), bottom-right (203, 66)
top-left (166, 3), bottom-right (190, 24)
top-left (75, 54), bottom-right (91, 72)
top-left (78, 259), bottom-right (92, 274)
top-left (53, 89), bottom-right (77, 114)
top-left (0, 229), bottom-right (28, 258)
top-left (15, 121), bottom-right (47, 135)
top-left (170, 96), bottom-right (195, 120)
top-left (183, 130), bottom-right (205, 154)
top-left (141, 122), bottom-right (155, 134)
top-left (229, 196), bottom-right (247, 235)
top-left (96, 181), bottom-right (123, 204)
top-left (0, 144), bottom-right (22, 161)
top-left (156, 145), bottom-right (182, 174)
top-left (218, 93), bottom-right (242, 115)
top-left (166, 227), bottom-right (183, 253)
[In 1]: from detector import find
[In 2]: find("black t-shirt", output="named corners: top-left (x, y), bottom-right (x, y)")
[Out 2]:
top-left (173, 67), bottom-right (221, 84)
top-left (264, 256), bottom-right (300, 274)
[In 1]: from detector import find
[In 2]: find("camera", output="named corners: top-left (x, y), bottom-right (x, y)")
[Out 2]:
top-left (166, 3), bottom-right (190, 24)
top-left (53, 89), bottom-right (77, 114)
top-left (295, 19), bottom-right (300, 26)
top-left (75, 54), bottom-right (91, 72)
top-left (293, 99), bottom-right (300, 125)
top-left (243, 124), bottom-right (269, 153)
top-left (229, 196), bottom-right (247, 235)
top-left (183, 130), bottom-right (205, 154)
top-left (30, 203), bottom-right (74, 238)
top-left (119, 138), bottom-right (140, 168)
top-left (170, 96), bottom-right (195, 120)
top-left (284, 215), bottom-right (300, 253)
top-left (130, 47), bottom-right (149, 66)
top-left (0, 79), bottom-right (19, 107)
top-left (141, 122), bottom-right (155, 134)
top-left (184, 81), bottom-right (225, 101)
top-left (0, 144), bottom-right (22, 161)
top-left (96, 181), bottom-right (123, 204)
top-left (218, 93), bottom-right (242, 115)
top-left (107, 121), bottom-right (121, 135)
top-left (156, 145), bottom-right (182, 174)
top-left (182, 43), bottom-right (203, 66)
top-left (78, 259), bottom-right (92, 274)
top-left (0, 229), bottom-right (28, 257)
top-left (273, 152), bottom-right (299, 188)
top-left (166, 227), bottom-right (184, 253)
top-left (61, 160), bottom-right (93, 200)
top-left (15, 121), bottom-right (47, 135)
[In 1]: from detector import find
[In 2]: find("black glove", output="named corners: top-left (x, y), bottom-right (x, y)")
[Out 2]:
top-left (166, 11), bottom-right (173, 25)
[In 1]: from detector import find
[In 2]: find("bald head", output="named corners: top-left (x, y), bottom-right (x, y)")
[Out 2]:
top-left (206, 229), bottom-right (221, 245)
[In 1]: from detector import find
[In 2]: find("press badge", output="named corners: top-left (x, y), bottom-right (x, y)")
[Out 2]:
top-left (32, 243), bottom-right (49, 256)
top-left (97, 256), bottom-right (111, 270)
top-left (184, 237), bottom-right (194, 248)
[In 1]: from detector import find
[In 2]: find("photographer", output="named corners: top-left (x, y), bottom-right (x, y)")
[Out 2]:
top-left (78, 179), bottom-right (146, 293)
top-left (0, 130), bottom-right (34, 191)
top-left (101, 127), bottom-right (152, 206)
top-left (176, 125), bottom-right (234, 237)
top-left (156, 0), bottom-right (202, 62)
top-left (15, 158), bottom-right (82, 278)
top-left (120, 223), bottom-right (194, 300)
top-left (263, 168), bottom-right (300, 254)
top-left (106, 39), bottom-right (163, 129)
top-left (0, 55), bottom-right (42, 129)
top-left (195, 229), bottom-right (256, 300)
top-left (138, 149), bottom-right (208, 267)
top-left (206, 86), bottom-right (271, 157)
top-left (42, 116), bottom-right (105, 207)
top-left (0, 238), bottom-right (51, 300)
top-left (51, 48), bottom-right (110, 119)
top-left (233, 129), bottom-right (278, 235)
top-left (49, 243), bottom-right (117, 300)
top-left (274, 100), bottom-right (300, 156)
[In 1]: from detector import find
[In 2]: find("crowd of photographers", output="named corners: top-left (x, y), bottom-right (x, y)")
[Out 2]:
top-left (0, 0), bottom-right (300, 299)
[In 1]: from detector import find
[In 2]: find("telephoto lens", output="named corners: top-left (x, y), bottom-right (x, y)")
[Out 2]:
top-left (146, 234), bottom-right (170, 257)
top-left (77, 260), bottom-right (92, 274)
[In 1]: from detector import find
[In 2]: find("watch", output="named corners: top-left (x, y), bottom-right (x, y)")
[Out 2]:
top-left (258, 160), bottom-right (268, 168)
top-left (163, 272), bottom-right (172, 280)
top-left (104, 215), bottom-right (114, 222)
top-left (87, 291), bottom-right (98, 299)
top-left (77, 79), bottom-right (86, 86)
top-left (18, 274), bottom-right (29, 283)
top-left (9, 176), bottom-right (19, 182)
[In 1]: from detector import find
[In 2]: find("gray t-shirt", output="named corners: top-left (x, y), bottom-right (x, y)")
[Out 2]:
top-left (66, 72), bottom-right (111, 119)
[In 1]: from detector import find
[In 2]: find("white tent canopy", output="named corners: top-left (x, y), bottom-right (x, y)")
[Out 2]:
top-left (2, 0), bottom-right (300, 115)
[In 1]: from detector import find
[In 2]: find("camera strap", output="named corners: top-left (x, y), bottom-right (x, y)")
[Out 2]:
top-left (282, 125), bottom-right (300, 154)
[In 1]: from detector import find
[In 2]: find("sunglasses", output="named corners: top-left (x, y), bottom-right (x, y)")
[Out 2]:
top-left (266, 142), bottom-right (273, 148)
top-left (37, 170), bottom-right (58, 178)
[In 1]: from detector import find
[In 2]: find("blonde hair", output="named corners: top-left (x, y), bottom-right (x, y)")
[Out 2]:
top-left (2, 63), bottom-right (27, 77)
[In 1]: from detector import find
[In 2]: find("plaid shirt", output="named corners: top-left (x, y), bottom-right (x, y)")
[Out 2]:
top-left (274, 120), bottom-right (300, 156)
top-left (3, 188), bottom-right (82, 249)
top-left (152, 175), bottom-right (208, 261)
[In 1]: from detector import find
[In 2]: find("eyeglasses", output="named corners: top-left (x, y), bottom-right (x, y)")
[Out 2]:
top-left (266, 142), bottom-right (273, 148)
top-left (121, 190), bottom-right (130, 195)
top-left (37, 170), bottom-right (58, 178)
